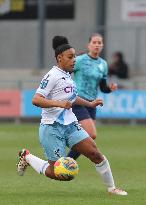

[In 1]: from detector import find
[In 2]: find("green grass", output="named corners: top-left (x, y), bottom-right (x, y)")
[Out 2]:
top-left (0, 123), bottom-right (146, 205)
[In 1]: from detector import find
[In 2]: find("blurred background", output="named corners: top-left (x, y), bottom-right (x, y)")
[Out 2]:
top-left (1, 2), bottom-right (146, 204)
top-left (0, 0), bottom-right (146, 124)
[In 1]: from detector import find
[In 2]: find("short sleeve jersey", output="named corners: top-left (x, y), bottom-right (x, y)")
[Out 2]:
top-left (36, 66), bottom-right (78, 125)
top-left (74, 53), bottom-right (108, 100)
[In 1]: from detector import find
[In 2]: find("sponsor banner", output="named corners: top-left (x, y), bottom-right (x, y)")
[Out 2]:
top-left (22, 90), bottom-right (41, 117)
top-left (96, 90), bottom-right (146, 119)
top-left (0, 89), bottom-right (21, 117)
top-left (122, 0), bottom-right (146, 21)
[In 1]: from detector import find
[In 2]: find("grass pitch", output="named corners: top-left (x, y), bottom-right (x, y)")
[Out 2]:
top-left (0, 123), bottom-right (146, 205)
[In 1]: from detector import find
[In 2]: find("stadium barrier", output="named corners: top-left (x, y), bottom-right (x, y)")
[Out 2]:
top-left (0, 90), bottom-right (21, 117)
top-left (96, 90), bottom-right (146, 119)
top-left (0, 89), bottom-right (146, 120)
top-left (22, 90), bottom-right (41, 117)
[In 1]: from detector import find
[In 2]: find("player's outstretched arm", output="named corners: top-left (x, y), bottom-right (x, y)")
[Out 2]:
top-left (32, 93), bottom-right (72, 109)
top-left (74, 96), bottom-right (103, 107)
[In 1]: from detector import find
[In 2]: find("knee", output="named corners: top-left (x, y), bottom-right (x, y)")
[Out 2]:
top-left (45, 168), bottom-right (55, 179)
top-left (90, 133), bottom-right (96, 140)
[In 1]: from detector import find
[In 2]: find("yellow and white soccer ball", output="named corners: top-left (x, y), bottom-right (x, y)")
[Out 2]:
top-left (54, 157), bottom-right (79, 180)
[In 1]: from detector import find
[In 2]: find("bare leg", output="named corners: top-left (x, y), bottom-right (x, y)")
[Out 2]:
top-left (73, 137), bottom-right (116, 190)
top-left (67, 118), bottom-right (97, 159)
top-left (73, 137), bottom-right (103, 163)
top-left (80, 118), bottom-right (97, 140)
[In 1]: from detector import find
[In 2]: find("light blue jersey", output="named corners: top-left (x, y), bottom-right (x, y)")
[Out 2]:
top-left (74, 53), bottom-right (108, 100)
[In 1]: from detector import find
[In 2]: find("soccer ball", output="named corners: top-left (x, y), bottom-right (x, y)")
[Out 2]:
top-left (54, 157), bottom-right (79, 180)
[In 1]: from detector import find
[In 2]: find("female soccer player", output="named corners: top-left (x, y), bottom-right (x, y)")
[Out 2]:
top-left (17, 36), bottom-right (127, 195)
top-left (68, 33), bottom-right (117, 159)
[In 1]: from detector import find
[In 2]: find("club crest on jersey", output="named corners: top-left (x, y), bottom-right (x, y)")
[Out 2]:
top-left (98, 64), bottom-right (104, 72)
top-left (40, 79), bottom-right (49, 89)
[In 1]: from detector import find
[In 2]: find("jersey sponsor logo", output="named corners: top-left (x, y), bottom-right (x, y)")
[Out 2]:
top-left (64, 86), bottom-right (74, 93)
top-left (40, 79), bottom-right (49, 89)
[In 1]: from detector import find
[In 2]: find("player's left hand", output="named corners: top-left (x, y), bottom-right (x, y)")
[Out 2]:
top-left (90, 99), bottom-right (103, 107)
top-left (109, 83), bottom-right (118, 91)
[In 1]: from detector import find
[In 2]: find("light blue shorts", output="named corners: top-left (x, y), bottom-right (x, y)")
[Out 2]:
top-left (39, 121), bottom-right (89, 161)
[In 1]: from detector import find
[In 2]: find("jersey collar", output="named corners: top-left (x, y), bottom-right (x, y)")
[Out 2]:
top-left (53, 66), bottom-right (70, 77)
top-left (87, 53), bottom-right (99, 60)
